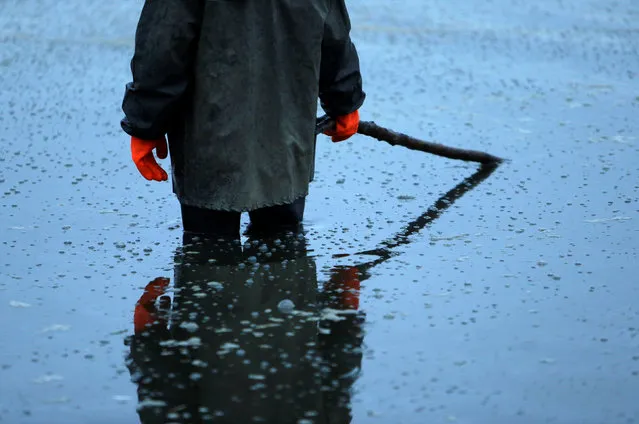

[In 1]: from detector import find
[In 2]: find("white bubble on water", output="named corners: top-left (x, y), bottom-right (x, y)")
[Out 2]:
top-left (41, 324), bottom-right (71, 333)
top-left (159, 337), bottom-right (201, 348)
top-left (137, 399), bottom-right (167, 410)
top-left (277, 299), bottom-right (295, 313)
top-left (192, 359), bottom-right (208, 368)
top-left (207, 281), bottom-right (223, 290)
top-left (319, 308), bottom-right (357, 322)
top-left (584, 216), bottom-right (631, 223)
top-left (217, 342), bottom-right (241, 355)
top-left (33, 374), bottom-right (63, 384)
top-left (179, 322), bottom-right (199, 333)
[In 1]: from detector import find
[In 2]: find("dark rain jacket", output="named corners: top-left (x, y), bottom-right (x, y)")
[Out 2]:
top-left (121, 0), bottom-right (365, 211)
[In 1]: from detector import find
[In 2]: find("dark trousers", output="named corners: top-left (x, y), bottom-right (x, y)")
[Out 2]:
top-left (181, 197), bottom-right (306, 237)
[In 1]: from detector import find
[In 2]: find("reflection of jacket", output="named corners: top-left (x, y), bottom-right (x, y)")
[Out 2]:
top-left (121, 0), bottom-right (365, 211)
top-left (126, 233), bottom-right (364, 424)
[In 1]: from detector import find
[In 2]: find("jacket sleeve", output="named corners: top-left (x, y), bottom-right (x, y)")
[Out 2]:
top-left (319, 0), bottom-right (366, 118)
top-left (121, 0), bottom-right (202, 140)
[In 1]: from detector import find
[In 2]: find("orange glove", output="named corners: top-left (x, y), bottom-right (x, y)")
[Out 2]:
top-left (325, 266), bottom-right (361, 310)
top-left (134, 277), bottom-right (171, 334)
top-left (131, 136), bottom-right (168, 181)
top-left (323, 110), bottom-right (359, 142)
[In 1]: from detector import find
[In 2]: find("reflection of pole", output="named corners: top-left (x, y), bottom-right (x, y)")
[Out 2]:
top-left (345, 163), bottom-right (500, 278)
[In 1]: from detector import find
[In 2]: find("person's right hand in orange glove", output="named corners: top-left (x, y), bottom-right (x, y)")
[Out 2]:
top-left (134, 277), bottom-right (171, 334)
top-left (323, 110), bottom-right (360, 143)
top-left (325, 266), bottom-right (361, 310)
top-left (131, 136), bottom-right (169, 181)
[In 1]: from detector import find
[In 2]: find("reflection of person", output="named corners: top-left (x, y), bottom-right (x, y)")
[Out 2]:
top-left (125, 230), bottom-right (365, 424)
top-left (120, 0), bottom-right (365, 236)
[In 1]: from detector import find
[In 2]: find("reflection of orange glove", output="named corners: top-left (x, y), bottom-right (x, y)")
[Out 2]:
top-left (323, 110), bottom-right (359, 143)
top-left (326, 266), bottom-right (360, 310)
top-left (131, 136), bottom-right (168, 181)
top-left (134, 277), bottom-right (171, 334)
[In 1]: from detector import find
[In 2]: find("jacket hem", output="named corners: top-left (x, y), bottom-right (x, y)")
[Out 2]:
top-left (176, 189), bottom-right (310, 213)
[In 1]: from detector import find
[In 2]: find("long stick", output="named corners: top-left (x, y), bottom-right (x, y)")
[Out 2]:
top-left (316, 115), bottom-right (504, 164)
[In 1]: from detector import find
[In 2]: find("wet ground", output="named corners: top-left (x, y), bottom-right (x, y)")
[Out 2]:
top-left (1, 0), bottom-right (638, 423)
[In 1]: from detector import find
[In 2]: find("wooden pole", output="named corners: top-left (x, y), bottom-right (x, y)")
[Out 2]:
top-left (316, 115), bottom-right (504, 165)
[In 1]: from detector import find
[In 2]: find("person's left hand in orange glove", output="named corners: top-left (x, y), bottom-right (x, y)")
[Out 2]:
top-left (323, 110), bottom-right (360, 143)
top-left (131, 136), bottom-right (169, 181)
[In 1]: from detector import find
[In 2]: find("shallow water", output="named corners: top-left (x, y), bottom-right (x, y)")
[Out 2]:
top-left (1, 1), bottom-right (638, 423)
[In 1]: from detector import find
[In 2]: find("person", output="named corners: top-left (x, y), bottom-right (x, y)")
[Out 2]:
top-left (120, 0), bottom-right (365, 237)
top-left (125, 229), bottom-right (365, 423)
